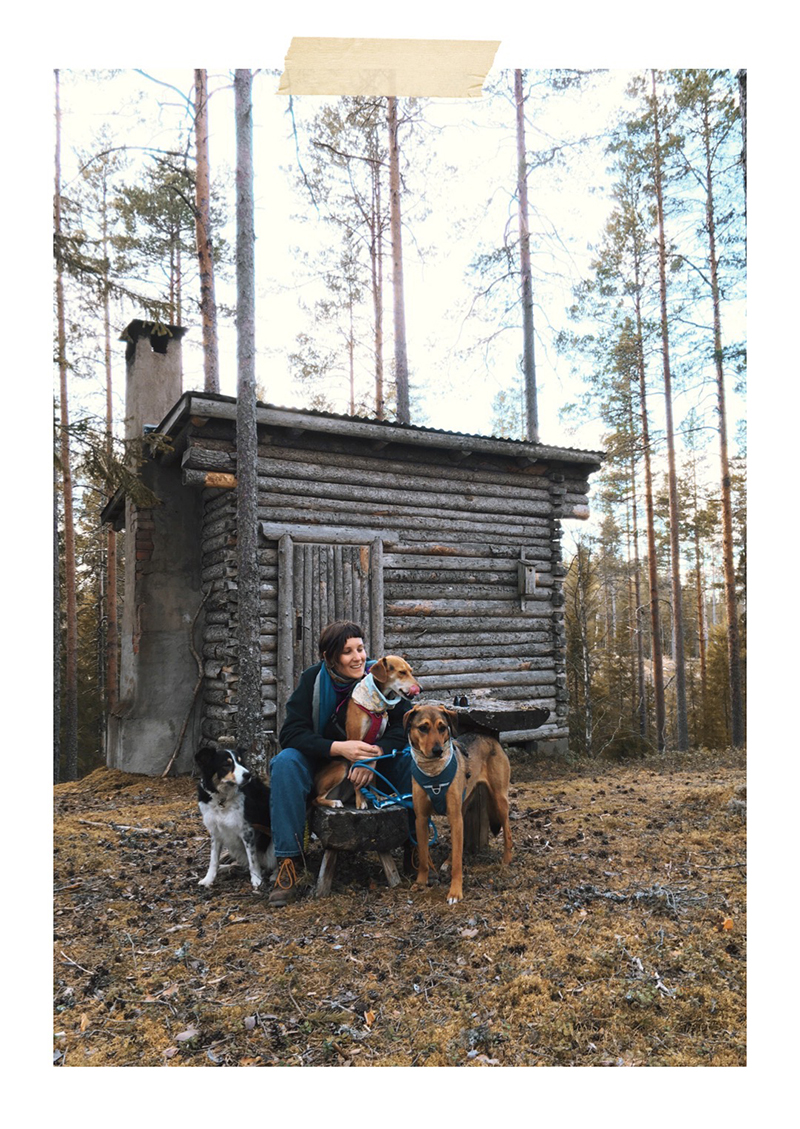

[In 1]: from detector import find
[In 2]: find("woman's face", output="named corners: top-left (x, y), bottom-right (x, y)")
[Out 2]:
top-left (333, 636), bottom-right (367, 680)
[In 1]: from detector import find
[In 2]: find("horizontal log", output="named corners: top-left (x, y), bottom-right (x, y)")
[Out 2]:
top-left (384, 553), bottom-right (550, 572)
top-left (256, 498), bottom-right (552, 539)
top-left (396, 640), bottom-right (554, 658)
top-left (410, 656), bottom-right (555, 676)
top-left (418, 670), bottom-right (555, 690)
top-left (386, 600), bottom-right (552, 617)
top-left (237, 436), bottom-right (591, 497)
top-left (385, 584), bottom-right (518, 602)
top-left (259, 521), bottom-right (397, 545)
top-left (504, 725), bottom-right (567, 742)
top-left (184, 469), bottom-right (237, 489)
top-left (251, 472), bottom-right (555, 520)
top-left (423, 691), bottom-right (557, 710)
top-left (185, 445), bottom-right (557, 507)
top-left (387, 616), bottom-right (553, 634)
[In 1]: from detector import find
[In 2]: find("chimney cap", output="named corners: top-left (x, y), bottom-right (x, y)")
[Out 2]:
top-left (119, 318), bottom-right (189, 343)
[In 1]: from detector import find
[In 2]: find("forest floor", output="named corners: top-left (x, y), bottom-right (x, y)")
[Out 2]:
top-left (53, 747), bottom-right (746, 1068)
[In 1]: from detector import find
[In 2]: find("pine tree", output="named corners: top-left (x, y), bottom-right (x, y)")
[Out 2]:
top-left (194, 69), bottom-right (220, 392)
top-left (672, 69), bottom-right (745, 747)
top-left (234, 68), bottom-right (262, 764)
top-left (648, 69), bottom-right (689, 750)
top-left (54, 69), bottom-right (79, 782)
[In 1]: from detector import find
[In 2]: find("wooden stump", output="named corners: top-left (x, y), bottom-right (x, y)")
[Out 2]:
top-left (463, 784), bottom-right (490, 854)
top-left (310, 805), bottom-right (408, 898)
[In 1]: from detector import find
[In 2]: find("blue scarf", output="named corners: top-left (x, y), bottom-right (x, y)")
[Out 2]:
top-left (311, 660), bottom-right (376, 735)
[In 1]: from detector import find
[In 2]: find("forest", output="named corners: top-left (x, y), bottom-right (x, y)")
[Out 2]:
top-left (53, 66), bottom-right (746, 780)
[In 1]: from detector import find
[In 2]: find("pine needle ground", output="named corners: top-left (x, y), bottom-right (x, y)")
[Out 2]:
top-left (53, 748), bottom-right (746, 1067)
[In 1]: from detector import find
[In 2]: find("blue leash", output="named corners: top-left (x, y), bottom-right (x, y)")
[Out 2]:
top-left (352, 749), bottom-right (438, 847)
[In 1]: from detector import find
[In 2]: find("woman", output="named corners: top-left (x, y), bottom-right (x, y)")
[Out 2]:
top-left (268, 620), bottom-right (413, 906)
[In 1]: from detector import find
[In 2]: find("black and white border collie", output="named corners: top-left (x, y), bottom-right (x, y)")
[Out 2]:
top-left (195, 746), bottom-right (276, 891)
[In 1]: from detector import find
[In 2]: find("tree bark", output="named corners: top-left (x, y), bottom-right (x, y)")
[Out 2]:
top-left (234, 69), bottom-right (262, 762)
top-left (55, 69), bottom-right (78, 781)
top-left (53, 455), bottom-right (61, 783)
top-left (370, 155), bottom-right (385, 419)
top-left (387, 96), bottom-right (410, 424)
top-left (651, 70), bottom-right (689, 750)
top-left (737, 69), bottom-right (747, 205)
top-left (195, 69), bottom-right (220, 393)
top-left (101, 172), bottom-right (118, 714)
top-left (514, 70), bottom-right (539, 443)
top-left (701, 87), bottom-right (745, 747)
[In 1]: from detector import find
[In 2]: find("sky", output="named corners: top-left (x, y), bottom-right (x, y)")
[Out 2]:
top-left (55, 65), bottom-right (634, 453)
top-left (56, 61), bottom-right (747, 472)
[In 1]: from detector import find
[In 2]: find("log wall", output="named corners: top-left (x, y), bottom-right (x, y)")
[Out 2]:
top-left (187, 425), bottom-right (596, 748)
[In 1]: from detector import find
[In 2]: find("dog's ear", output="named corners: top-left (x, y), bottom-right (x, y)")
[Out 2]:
top-left (195, 746), bottom-right (216, 771)
top-left (370, 657), bottom-right (388, 685)
top-left (403, 705), bottom-right (420, 732)
top-left (443, 708), bottom-right (459, 735)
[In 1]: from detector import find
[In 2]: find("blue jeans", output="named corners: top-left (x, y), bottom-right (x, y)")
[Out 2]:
top-left (269, 747), bottom-right (413, 859)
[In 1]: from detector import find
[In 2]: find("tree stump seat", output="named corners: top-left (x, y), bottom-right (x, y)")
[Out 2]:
top-left (310, 805), bottom-right (408, 898)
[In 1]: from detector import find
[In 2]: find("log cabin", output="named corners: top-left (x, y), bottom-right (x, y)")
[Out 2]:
top-left (101, 320), bottom-right (602, 775)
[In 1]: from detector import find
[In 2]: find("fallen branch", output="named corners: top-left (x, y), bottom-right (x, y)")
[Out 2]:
top-left (60, 950), bottom-right (94, 975)
top-left (78, 820), bottom-right (167, 835)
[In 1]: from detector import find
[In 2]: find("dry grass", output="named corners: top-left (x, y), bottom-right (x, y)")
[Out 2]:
top-left (53, 748), bottom-right (746, 1068)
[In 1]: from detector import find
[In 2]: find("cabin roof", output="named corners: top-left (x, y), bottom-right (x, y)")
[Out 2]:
top-left (161, 391), bottom-right (604, 464)
top-left (101, 390), bottom-right (603, 527)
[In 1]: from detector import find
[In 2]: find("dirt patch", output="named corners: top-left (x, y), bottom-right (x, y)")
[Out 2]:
top-left (53, 750), bottom-right (746, 1067)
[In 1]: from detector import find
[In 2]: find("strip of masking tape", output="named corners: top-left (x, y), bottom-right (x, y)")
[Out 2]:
top-left (278, 37), bottom-right (500, 98)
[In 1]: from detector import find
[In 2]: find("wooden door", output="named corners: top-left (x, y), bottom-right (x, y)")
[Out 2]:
top-left (274, 532), bottom-right (384, 732)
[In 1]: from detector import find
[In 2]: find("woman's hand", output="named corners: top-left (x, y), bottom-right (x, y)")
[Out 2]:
top-left (330, 740), bottom-right (381, 763)
top-left (348, 764), bottom-right (376, 788)
top-left (330, 741), bottom-right (379, 788)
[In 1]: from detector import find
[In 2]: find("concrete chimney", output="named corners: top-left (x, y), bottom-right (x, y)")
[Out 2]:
top-left (107, 320), bottom-right (203, 776)
top-left (122, 319), bottom-right (187, 444)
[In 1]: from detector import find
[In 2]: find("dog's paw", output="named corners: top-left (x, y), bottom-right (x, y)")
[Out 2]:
top-left (198, 876), bottom-right (214, 888)
top-left (250, 874), bottom-right (263, 889)
top-left (330, 799), bottom-right (344, 809)
top-left (447, 893), bottom-right (463, 905)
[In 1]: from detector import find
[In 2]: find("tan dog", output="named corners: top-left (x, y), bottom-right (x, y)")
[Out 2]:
top-left (404, 703), bottom-right (512, 904)
top-left (313, 656), bottom-right (421, 810)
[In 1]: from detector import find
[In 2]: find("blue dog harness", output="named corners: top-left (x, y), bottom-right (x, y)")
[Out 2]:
top-left (409, 747), bottom-right (463, 815)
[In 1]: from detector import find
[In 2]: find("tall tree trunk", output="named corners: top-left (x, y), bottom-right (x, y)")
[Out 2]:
top-left (370, 157), bottom-right (385, 419)
top-left (737, 69), bottom-right (747, 206)
top-left (650, 70), bottom-right (689, 750)
top-left (348, 292), bottom-right (355, 415)
top-left (701, 91), bottom-right (745, 747)
top-left (54, 455), bottom-right (61, 783)
top-left (55, 69), bottom-right (79, 781)
top-left (627, 394), bottom-right (648, 741)
top-left (101, 182), bottom-right (118, 714)
top-left (195, 69), bottom-right (220, 392)
top-left (387, 96), bottom-right (410, 424)
top-left (691, 460), bottom-right (708, 727)
top-left (514, 69), bottom-right (539, 443)
top-left (633, 285), bottom-right (666, 751)
top-left (234, 69), bottom-right (261, 763)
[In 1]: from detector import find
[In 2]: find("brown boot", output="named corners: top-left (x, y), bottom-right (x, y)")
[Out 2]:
top-left (268, 857), bottom-right (303, 907)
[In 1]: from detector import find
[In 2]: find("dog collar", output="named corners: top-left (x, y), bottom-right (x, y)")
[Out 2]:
top-left (409, 746), bottom-right (460, 815)
top-left (352, 671), bottom-right (403, 712)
